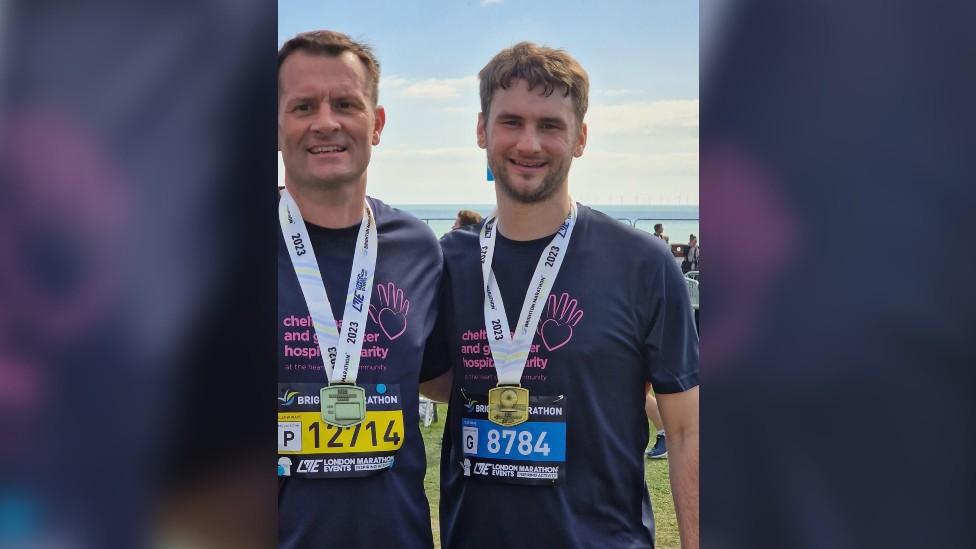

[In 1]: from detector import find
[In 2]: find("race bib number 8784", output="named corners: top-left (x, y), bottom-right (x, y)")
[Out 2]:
top-left (459, 393), bottom-right (566, 485)
top-left (462, 420), bottom-right (565, 461)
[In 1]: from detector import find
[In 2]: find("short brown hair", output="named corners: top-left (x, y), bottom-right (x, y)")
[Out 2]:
top-left (478, 42), bottom-right (589, 125)
top-left (278, 30), bottom-right (381, 105)
top-left (455, 209), bottom-right (483, 227)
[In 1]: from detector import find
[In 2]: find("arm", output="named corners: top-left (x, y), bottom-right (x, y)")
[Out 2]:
top-left (658, 386), bottom-right (699, 549)
top-left (420, 370), bottom-right (453, 402)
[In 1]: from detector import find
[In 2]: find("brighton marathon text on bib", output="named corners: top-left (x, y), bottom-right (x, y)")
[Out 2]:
top-left (460, 392), bottom-right (566, 486)
top-left (278, 383), bottom-right (404, 479)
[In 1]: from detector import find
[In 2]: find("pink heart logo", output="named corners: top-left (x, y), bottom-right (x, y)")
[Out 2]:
top-left (540, 319), bottom-right (573, 351)
top-left (378, 308), bottom-right (407, 340)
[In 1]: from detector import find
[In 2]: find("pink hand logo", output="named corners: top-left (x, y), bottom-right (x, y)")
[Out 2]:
top-left (537, 292), bottom-right (583, 351)
top-left (368, 282), bottom-right (410, 340)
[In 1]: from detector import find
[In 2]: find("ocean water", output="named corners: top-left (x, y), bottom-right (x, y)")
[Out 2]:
top-left (394, 204), bottom-right (700, 243)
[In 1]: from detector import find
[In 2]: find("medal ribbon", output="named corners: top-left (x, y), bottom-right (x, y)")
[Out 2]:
top-left (279, 190), bottom-right (378, 384)
top-left (479, 202), bottom-right (577, 385)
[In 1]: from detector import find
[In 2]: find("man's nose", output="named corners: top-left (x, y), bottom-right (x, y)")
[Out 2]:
top-left (310, 104), bottom-right (341, 134)
top-left (515, 128), bottom-right (542, 154)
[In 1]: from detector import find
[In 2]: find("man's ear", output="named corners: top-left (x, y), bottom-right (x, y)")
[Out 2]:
top-left (574, 122), bottom-right (587, 158)
top-left (276, 117), bottom-right (282, 152)
top-left (372, 105), bottom-right (386, 146)
top-left (476, 112), bottom-right (487, 149)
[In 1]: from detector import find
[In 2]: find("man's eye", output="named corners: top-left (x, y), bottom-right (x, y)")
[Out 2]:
top-left (293, 103), bottom-right (310, 112)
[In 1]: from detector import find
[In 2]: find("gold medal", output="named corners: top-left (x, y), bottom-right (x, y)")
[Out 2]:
top-left (487, 384), bottom-right (529, 426)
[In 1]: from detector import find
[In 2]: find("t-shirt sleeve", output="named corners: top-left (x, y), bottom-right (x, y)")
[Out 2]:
top-left (643, 252), bottom-right (700, 394)
top-left (419, 270), bottom-right (452, 383)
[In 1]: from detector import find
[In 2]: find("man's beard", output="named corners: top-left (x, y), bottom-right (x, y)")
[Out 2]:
top-left (492, 159), bottom-right (569, 204)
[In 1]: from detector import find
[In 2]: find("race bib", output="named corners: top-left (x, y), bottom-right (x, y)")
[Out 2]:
top-left (277, 383), bottom-right (404, 479)
top-left (459, 393), bottom-right (566, 486)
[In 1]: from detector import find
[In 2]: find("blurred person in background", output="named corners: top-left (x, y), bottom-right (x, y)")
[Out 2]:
top-left (682, 234), bottom-right (699, 274)
top-left (645, 391), bottom-right (669, 459)
top-left (652, 222), bottom-right (668, 243)
top-left (452, 209), bottom-right (483, 230)
top-left (276, 30), bottom-right (442, 548)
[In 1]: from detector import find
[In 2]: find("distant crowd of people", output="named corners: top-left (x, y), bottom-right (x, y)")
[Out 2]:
top-left (645, 224), bottom-right (699, 460)
top-left (651, 223), bottom-right (700, 274)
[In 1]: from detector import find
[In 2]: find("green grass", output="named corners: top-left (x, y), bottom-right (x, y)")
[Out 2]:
top-left (419, 404), bottom-right (679, 549)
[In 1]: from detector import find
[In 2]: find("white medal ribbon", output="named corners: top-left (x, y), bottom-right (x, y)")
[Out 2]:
top-left (479, 202), bottom-right (577, 385)
top-left (279, 190), bottom-right (378, 384)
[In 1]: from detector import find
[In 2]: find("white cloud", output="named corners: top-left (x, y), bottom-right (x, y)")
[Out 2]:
top-left (368, 145), bottom-right (495, 204)
top-left (593, 88), bottom-right (644, 97)
top-left (586, 99), bottom-right (698, 134)
top-left (481, 0), bottom-right (504, 5)
top-left (377, 145), bottom-right (482, 159)
top-left (571, 150), bottom-right (699, 205)
top-left (582, 150), bottom-right (696, 166)
top-left (381, 75), bottom-right (409, 90)
top-left (381, 75), bottom-right (478, 99)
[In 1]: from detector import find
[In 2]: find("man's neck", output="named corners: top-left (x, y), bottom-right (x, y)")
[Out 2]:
top-left (495, 186), bottom-right (573, 241)
top-left (285, 178), bottom-right (366, 229)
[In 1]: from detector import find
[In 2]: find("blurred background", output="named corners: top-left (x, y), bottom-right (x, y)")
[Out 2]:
top-left (0, 0), bottom-right (973, 548)
top-left (700, 0), bottom-right (976, 547)
top-left (0, 1), bottom-right (276, 548)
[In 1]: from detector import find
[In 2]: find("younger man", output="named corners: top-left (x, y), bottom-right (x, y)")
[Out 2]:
top-left (424, 42), bottom-right (699, 548)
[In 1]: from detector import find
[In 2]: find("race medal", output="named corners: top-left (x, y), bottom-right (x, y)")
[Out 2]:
top-left (478, 204), bottom-right (576, 428)
top-left (320, 384), bottom-right (366, 427)
top-left (280, 192), bottom-right (377, 428)
top-left (487, 385), bottom-right (529, 426)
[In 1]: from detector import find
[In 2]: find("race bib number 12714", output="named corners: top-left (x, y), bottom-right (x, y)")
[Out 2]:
top-left (277, 383), bottom-right (403, 479)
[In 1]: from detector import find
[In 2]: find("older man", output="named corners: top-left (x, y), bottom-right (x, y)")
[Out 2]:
top-left (276, 30), bottom-right (442, 548)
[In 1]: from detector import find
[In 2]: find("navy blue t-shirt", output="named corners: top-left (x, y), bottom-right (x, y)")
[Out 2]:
top-left (278, 197), bottom-right (442, 548)
top-left (426, 204), bottom-right (699, 549)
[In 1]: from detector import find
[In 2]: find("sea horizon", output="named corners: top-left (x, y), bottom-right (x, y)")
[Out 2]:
top-left (393, 203), bottom-right (700, 241)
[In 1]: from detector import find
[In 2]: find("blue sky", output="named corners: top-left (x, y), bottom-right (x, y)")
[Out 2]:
top-left (278, 0), bottom-right (699, 204)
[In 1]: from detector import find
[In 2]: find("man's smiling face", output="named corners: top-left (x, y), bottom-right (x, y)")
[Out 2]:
top-left (478, 78), bottom-right (586, 204)
top-left (278, 50), bottom-right (385, 191)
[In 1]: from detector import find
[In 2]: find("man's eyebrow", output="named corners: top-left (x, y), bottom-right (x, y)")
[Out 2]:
top-left (538, 116), bottom-right (567, 126)
top-left (285, 95), bottom-right (315, 105)
top-left (494, 112), bottom-right (524, 120)
top-left (494, 112), bottom-right (567, 125)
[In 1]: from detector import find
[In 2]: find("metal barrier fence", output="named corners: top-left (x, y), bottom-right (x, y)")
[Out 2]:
top-left (420, 217), bottom-right (699, 234)
top-left (418, 217), bottom-right (701, 310)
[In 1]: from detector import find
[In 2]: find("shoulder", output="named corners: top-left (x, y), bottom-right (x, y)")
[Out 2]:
top-left (438, 220), bottom-right (482, 262)
top-left (575, 204), bottom-right (673, 263)
top-left (368, 196), bottom-right (441, 256)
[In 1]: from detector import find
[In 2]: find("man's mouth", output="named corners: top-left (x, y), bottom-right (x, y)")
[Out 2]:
top-left (509, 158), bottom-right (547, 168)
top-left (308, 145), bottom-right (347, 154)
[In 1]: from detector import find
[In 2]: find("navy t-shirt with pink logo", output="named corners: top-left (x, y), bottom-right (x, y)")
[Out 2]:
top-left (425, 203), bottom-right (699, 549)
top-left (277, 197), bottom-right (442, 548)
